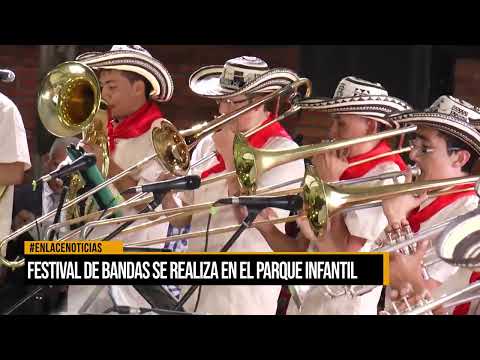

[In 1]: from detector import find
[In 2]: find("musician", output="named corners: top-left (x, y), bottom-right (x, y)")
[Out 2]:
top-left (64, 45), bottom-right (183, 313)
top-left (12, 137), bottom-right (80, 238)
top-left (255, 77), bottom-right (414, 314)
top-left (0, 91), bottom-right (31, 284)
top-left (0, 138), bottom-right (80, 314)
top-left (162, 56), bottom-right (305, 315)
top-left (381, 95), bottom-right (480, 315)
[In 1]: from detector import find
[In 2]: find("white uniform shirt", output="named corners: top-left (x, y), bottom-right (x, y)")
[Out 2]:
top-left (379, 191), bottom-right (478, 315)
top-left (180, 133), bottom-right (305, 315)
top-left (290, 161), bottom-right (403, 315)
top-left (415, 195), bottom-right (478, 284)
top-left (0, 93), bottom-right (31, 256)
top-left (415, 195), bottom-right (478, 314)
top-left (67, 118), bottom-right (172, 313)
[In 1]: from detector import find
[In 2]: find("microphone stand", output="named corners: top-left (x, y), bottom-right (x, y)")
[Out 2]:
top-left (173, 207), bottom-right (260, 311)
top-left (99, 191), bottom-right (181, 314)
top-left (48, 175), bottom-right (72, 241)
top-left (4, 177), bottom-right (74, 314)
top-left (102, 304), bottom-right (194, 315)
top-left (3, 286), bottom-right (45, 315)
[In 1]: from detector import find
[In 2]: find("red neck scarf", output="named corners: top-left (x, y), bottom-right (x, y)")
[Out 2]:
top-left (201, 113), bottom-right (292, 179)
top-left (340, 140), bottom-right (407, 181)
top-left (407, 184), bottom-right (476, 233)
top-left (107, 101), bottom-right (163, 154)
top-left (453, 272), bottom-right (480, 315)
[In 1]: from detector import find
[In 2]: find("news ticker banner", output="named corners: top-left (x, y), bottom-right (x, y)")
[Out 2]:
top-left (24, 241), bottom-right (389, 286)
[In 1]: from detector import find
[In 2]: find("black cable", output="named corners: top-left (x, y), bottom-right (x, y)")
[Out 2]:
top-left (193, 206), bottom-right (216, 313)
top-left (29, 183), bottom-right (42, 240)
top-left (174, 206), bottom-right (258, 311)
top-left (103, 305), bottom-right (190, 315)
top-left (50, 176), bottom-right (71, 241)
top-left (3, 286), bottom-right (44, 315)
top-left (100, 192), bottom-right (164, 242)
top-left (83, 189), bottom-right (132, 240)
top-left (34, 216), bottom-right (41, 241)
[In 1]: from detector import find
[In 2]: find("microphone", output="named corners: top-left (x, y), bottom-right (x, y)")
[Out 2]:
top-left (36, 153), bottom-right (97, 184)
top-left (216, 194), bottom-right (303, 212)
top-left (124, 175), bottom-right (201, 194)
top-left (0, 69), bottom-right (15, 83)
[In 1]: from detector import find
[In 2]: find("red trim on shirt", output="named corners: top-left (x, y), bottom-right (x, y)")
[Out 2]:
top-left (340, 140), bottom-right (407, 180)
top-left (107, 101), bottom-right (163, 154)
top-left (407, 184), bottom-right (476, 233)
top-left (453, 272), bottom-right (480, 315)
top-left (200, 113), bottom-right (292, 179)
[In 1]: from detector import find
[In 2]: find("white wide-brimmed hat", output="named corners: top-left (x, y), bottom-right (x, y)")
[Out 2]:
top-left (76, 45), bottom-right (174, 102)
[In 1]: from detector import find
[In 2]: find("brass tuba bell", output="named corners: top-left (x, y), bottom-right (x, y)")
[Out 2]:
top-left (37, 61), bottom-right (111, 220)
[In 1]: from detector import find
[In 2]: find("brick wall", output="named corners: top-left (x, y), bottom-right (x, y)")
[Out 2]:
top-left (454, 58), bottom-right (480, 174)
top-left (454, 58), bottom-right (480, 106)
top-left (1, 45), bottom-right (336, 185)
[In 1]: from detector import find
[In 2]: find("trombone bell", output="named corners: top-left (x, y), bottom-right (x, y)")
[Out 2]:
top-left (151, 121), bottom-right (191, 176)
top-left (303, 171), bottom-right (479, 237)
top-left (233, 133), bottom-right (258, 194)
top-left (303, 167), bottom-right (329, 236)
top-left (234, 125), bottom-right (418, 194)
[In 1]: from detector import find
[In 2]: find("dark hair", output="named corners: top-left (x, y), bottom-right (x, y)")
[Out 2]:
top-left (438, 131), bottom-right (478, 173)
top-left (122, 71), bottom-right (153, 100)
top-left (99, 69), bottom-right (152, 100)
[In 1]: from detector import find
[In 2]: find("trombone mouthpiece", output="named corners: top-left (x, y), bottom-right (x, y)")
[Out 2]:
top-left (124, 186), bottom-right (141, 195)
top-left (35, 175), bottom-right (51, 185)
top-left (410, 165), bottom-right (422, 178)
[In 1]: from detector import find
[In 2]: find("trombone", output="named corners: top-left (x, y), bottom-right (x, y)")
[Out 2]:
top-left (384, 239), bottom-right (480, 316)
top-left (83, 165), bottom-right (432, 248)
top-left (78, 180), bottom-right (304, 241)
top-left (319, 211), bottom-right (477, 300)
top-left (399, 207), bottom-right (480, 315)
top-left (72, 78), bottom-right (309, 224)
top-left (43, 192), bottom-right (154, 241)
top-left (199, 143), bottom-right (413, 191)
top-left (385, 209), bottom-right (480, 316)
top-left (303, 166), bottom-right (479, 237)
top-left (234, 126), bottom-right (417, 194)
top-left (399, 280), bottom-right (480, 315)
top-left (74, 130), bottom-right (416, 240)
top-left (79, 162), bottom-right (417, 242)
top-left (291, 182), bottom-right (480, 307)
top-left (0, 68), bottom-right (311, 268)
top-left (174, 78), bottom-right (312, 172)
top-left (52, 165), bottom-right (478, 254)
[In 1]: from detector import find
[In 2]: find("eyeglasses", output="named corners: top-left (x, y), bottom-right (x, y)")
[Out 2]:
top-left (215, 97), bottom-right (252, 106)
top-left (408, 138), bottom-right (461, 157)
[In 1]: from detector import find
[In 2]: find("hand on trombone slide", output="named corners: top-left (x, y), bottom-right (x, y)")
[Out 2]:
top-left (381, 169), bottom-right (428, 226)
top-left (382, 285), bottom-right (443, 315)
top-left (384, 239), bottom-right (447, 315)
top-left (212, 127), bottom-right (236, 171)
top-left (311, 149), bottom-right (349, 183)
